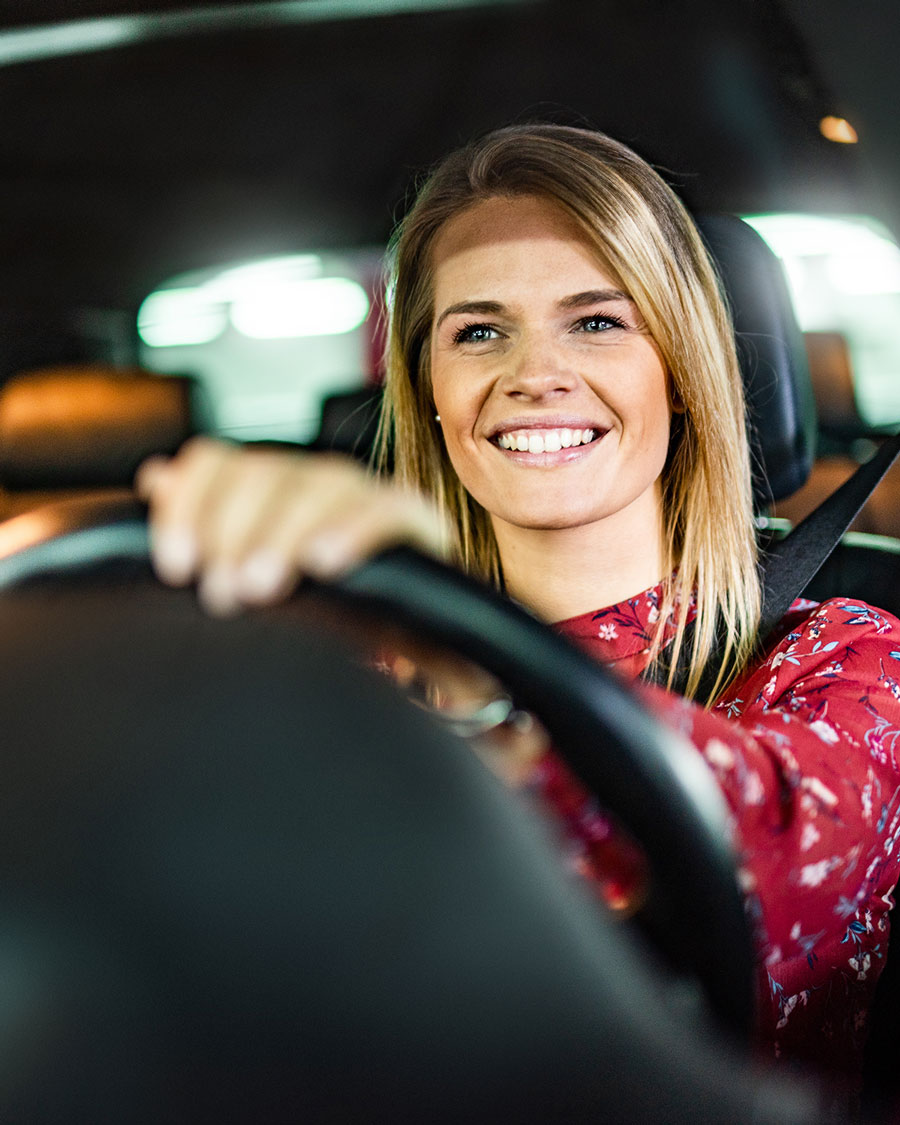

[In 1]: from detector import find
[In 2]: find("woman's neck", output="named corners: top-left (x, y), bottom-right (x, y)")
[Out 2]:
top-left (492, 493), bottom-right (667, 623)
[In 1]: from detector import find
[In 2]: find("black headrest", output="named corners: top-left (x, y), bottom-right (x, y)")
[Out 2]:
top-left (695, 215), bottom-right (816, 506)
top-left (0, 365), bottom-right (197, 489)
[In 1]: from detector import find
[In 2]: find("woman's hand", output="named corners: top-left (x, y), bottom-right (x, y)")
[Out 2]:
top-left (138, 437), bottom-right (546, 786)
top-left (136, 437), bottom-right (449, 616)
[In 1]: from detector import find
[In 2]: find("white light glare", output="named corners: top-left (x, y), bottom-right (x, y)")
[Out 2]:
top-left (138, 256), bottom-right (370, 347)
top-left (0, 1), bottom-right (534, 69)
top-left (743, 214), bottom-right (900, 296)
top-left (231, 277), bottom-right (369, 339)
top-left (204, 255), bottom-right (322, 301)
top-left (137, 288), bottom-right (227, 348)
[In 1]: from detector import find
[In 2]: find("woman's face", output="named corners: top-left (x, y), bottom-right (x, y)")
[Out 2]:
top-left (429, 194), bottom-right (675, 542)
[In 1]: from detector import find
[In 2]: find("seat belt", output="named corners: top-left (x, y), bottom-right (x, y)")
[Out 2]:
top-left (666, 432), bottom-right (900, 702)
top-left (758, 430), bottom-right (900, 638)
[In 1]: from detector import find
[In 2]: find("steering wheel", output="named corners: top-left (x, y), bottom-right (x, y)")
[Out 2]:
top-left (0, 492), bottom-right (754, 1038)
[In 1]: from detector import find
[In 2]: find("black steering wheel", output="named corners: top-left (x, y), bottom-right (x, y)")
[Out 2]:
top-left (0, 492), bottom-right (754, 1038)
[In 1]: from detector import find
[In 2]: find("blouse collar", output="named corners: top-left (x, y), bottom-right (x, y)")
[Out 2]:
top-left (553, 578), bottom-right (697, 678)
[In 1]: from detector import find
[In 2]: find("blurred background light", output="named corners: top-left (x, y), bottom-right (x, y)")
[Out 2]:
top-left (819, 115), bottom-right (859, 144)
top-left (204, 255), bottom-right (323, 301)
top-left (138, 250), bottom-right (380, 443)
top-left (0, 0), bottom-right (536, 68)
top-left (230, 277), bottom-right (369, 339)
top-left (137, 288), bottom-right (227, 348)
top-left (140, 258), bottom-right (369, 345)
top-left (744, 213), bottom-right (900, 426)
top-left (0, 16), bottom-right (136, 65)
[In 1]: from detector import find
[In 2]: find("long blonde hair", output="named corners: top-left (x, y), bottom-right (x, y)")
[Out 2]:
top-left (376, 124), bottom-right (760, 703)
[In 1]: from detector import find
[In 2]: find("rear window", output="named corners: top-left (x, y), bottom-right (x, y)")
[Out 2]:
top-left (743, 213), bottom-right (900, 430)
top-left (137, 249), bottom-right (382, 443)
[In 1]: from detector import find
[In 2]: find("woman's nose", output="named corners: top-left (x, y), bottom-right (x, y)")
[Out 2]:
top-left (501, 340), bottom-right (578, 400)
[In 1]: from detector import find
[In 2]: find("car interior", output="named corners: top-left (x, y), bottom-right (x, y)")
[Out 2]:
top-left (0, 0), bottom-right (898, 1120)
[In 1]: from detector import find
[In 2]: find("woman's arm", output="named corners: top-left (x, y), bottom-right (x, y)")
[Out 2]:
top-left (650, 598), bottom-right (900, 960)
top-left (639, 599), bottom-right (900, 1072)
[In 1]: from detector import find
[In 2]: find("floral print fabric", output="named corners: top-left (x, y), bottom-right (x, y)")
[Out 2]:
top-left (544, 582), bottom-right (900, 1086)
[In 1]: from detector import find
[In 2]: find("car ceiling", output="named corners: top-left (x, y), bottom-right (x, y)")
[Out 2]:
top-left (0, 0), bottom-right (896, 333)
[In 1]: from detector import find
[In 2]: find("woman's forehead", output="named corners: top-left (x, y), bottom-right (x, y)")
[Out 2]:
top-left (430, 195), bottom-right (623, 303)
top-left (433, 195), bottom-right (586, 259)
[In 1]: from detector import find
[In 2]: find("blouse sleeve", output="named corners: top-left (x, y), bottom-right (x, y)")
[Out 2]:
top-left (537, 595), bottom-right (900, 1077)
top-left (641, 597), bottom-right (900, 972)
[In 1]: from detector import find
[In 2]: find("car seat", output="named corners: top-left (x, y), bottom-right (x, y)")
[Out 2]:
top-left (0, 363), bottom-right (197, 519)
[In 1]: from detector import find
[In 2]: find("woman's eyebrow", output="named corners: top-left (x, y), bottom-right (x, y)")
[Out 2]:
top-left (435, 289), bottom-right (633, 329)
top-left (557, 288), bottom-right (632, 310)
top-left (435, 299), bottom-right (505, 329)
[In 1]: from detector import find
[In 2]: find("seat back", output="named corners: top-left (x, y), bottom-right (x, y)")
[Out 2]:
top-left (803, 331), bottom-right (866, 441)
top-left (0, 364), bottom-right (198, 518)
top-left (694, 215), bottom-right (816, 508)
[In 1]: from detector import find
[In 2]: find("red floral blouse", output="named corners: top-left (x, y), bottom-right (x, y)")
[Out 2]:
top-left (541, 582), bottom-right (900, 1087)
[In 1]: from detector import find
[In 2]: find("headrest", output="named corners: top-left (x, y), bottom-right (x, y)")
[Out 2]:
top-left (313, 388), bottom-right (381, 459)
top-left (695, 215), bottom-right (816, 506)
top-left (0, 366), bottom-right (196, 489)
top-left (803, 331), bottom-right (863, 436)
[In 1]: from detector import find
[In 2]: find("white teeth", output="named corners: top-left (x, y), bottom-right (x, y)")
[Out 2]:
top-left (496, 427), bottom-right (599, 452)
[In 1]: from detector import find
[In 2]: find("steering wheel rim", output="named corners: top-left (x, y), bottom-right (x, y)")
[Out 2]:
top-left (0, 493), bottom-right (754, 1036)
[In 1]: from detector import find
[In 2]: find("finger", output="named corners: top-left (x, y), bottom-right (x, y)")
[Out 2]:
top-left (197, 453), bottom-right (370, 610)
top-left (299, 485), bottom-right (449, 579)
top-left (196, 450), bottom-right (298, 562)
top-left (225, 465), bottom-right (359, 604)
top-left (133, 454), bottom-right (171, 500)
top-left (144, 437), bottom-right (234, 586)
top-left (190, 452), bottom-right (305, 614)
top-left (234, 479), bottom-right (447, 606)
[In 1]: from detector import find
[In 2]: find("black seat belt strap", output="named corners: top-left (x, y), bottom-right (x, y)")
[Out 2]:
top-left (758, 431), bottom-right (900, 639)
top-left (671, 432), bottom-right (900, 702)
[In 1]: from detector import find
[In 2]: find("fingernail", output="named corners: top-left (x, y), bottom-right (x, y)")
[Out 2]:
top-left (198, 563), bottom-right (241, 617)
top-left (238, 551), bottom-right (289, 602)
top-left (303, 532), bottom-right (349, 578)
top-left (152, 528), bottom-right (197, 585)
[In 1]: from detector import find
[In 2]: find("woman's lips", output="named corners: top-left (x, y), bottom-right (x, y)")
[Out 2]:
top-left (495, 426), bottom-right (598, 453)
top-left (490, 425), bottom-right (607, 464)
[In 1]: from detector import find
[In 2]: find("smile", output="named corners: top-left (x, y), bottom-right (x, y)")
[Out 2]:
top-left (494, 427), bottom-right (600, 454)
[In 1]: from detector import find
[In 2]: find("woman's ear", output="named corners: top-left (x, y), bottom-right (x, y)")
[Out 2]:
top-left (669, 378), bottom-right (686, 415)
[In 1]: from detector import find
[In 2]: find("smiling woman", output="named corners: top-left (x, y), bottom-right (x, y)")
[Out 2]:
top-left (383, 126), bottom-right (755, 696)
top-left (426, 194), bottom-right (675, 621)
top-left (139, 122), bottom-right (900, 1102)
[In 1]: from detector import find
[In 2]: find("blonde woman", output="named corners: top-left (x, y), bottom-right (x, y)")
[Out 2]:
top-left (139, 125), bottom-right (900, 1091)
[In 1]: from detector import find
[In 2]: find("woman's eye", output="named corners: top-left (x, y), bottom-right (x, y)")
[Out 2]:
top-left (452, 322), bottom-right (498, 345)
top-left (576, 313), bottom-right (628, 333)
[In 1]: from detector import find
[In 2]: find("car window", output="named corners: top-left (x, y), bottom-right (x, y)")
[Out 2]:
top-left (745, 212), bottom-right (900, 430)
top-left (137, 249), bottom-right (382, 442)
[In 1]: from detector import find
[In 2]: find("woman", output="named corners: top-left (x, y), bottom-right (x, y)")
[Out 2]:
top-left (139, 125), bottom-right (900, 1090)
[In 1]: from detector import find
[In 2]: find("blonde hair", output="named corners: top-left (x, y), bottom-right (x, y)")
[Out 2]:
top-left (376, 124), bottom-right (760, 703)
